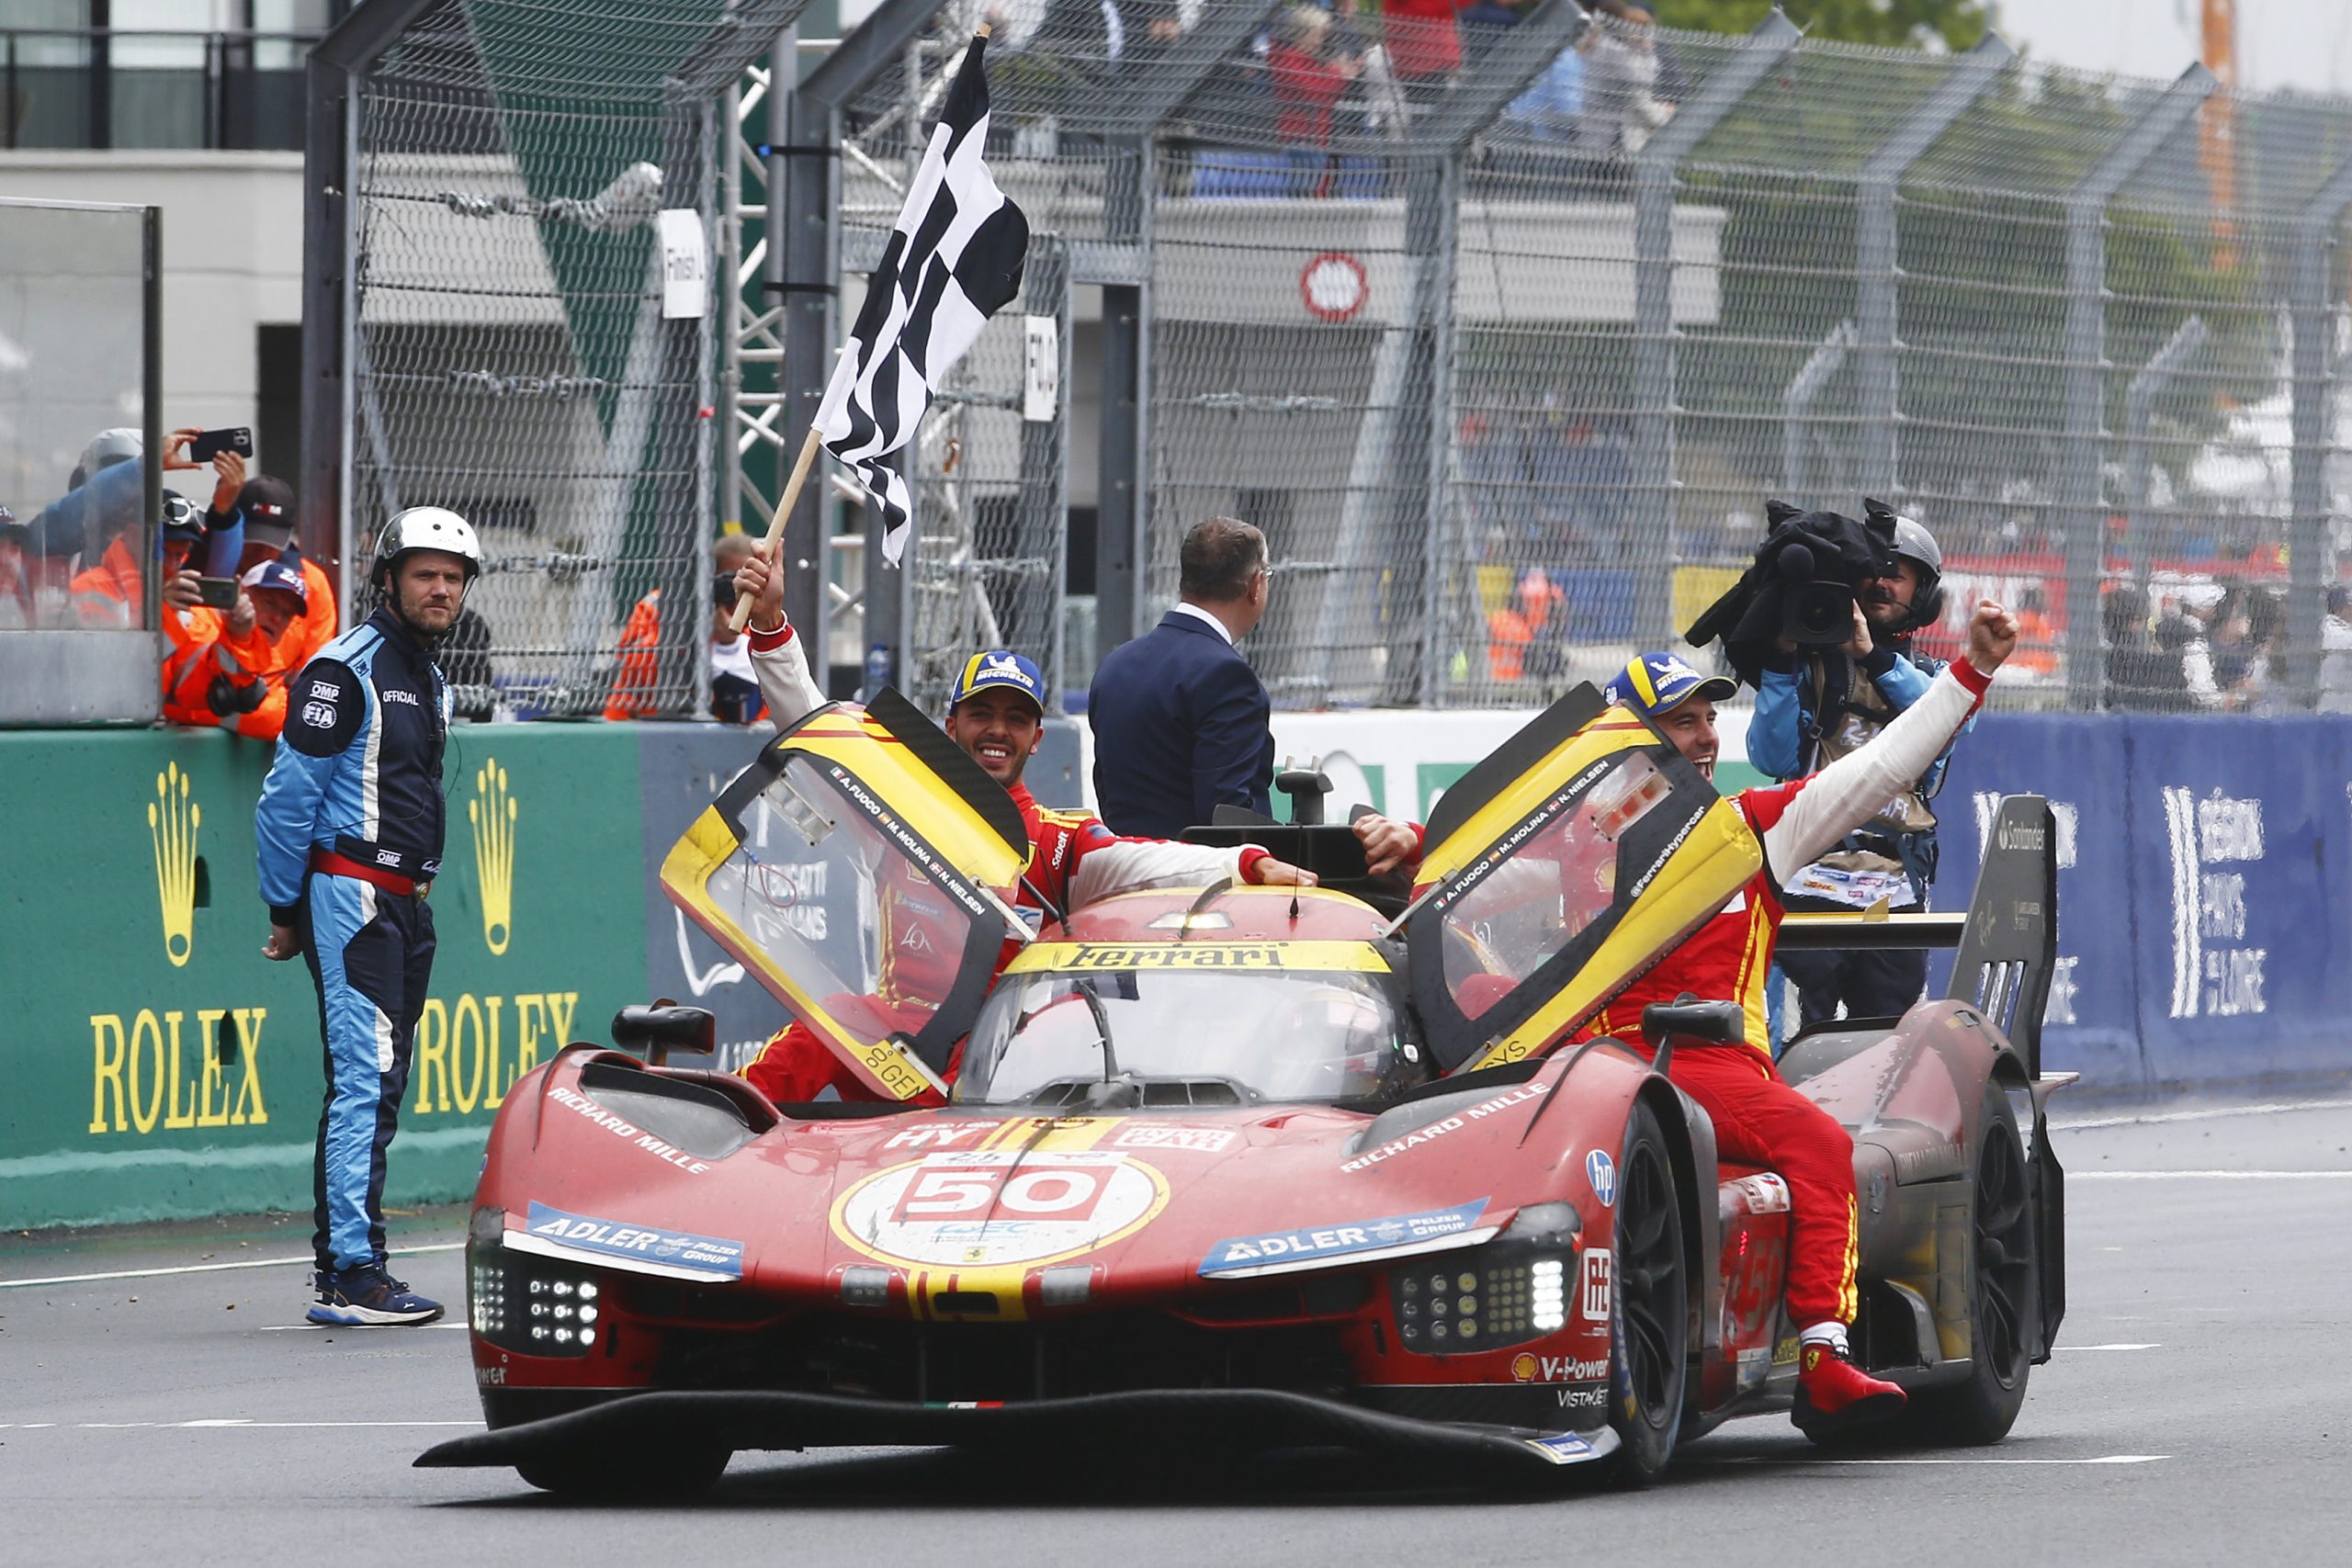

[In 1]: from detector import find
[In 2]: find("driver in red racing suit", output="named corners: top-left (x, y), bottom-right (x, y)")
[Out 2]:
top-left (1568, 599), bottom-right (2019, 1436)
top-left (727, 547), bottom-right (1326, 1105)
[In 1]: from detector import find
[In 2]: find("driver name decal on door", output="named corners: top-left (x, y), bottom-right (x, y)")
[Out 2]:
top-left (831, 1150), bottom-right (1169, 1268)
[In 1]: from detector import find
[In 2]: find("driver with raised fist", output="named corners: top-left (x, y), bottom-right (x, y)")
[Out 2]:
top-left (1577, 600), bottom-right (2019, 1437)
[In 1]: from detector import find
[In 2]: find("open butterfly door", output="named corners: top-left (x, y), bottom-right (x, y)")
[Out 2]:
top-left (1404, 687), bottom-right (1762, 1075)
top-left (660, 689), bottom-right (1033, 1100)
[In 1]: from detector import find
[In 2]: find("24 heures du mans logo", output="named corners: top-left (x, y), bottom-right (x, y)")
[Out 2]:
top-left (468, 759), bottom-right (519, 956)
top-left (148, 762), bottom-right (200, 967)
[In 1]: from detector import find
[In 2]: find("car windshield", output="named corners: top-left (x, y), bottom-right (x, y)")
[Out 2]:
top-left (955, 967), bottom-right (1417, 1107)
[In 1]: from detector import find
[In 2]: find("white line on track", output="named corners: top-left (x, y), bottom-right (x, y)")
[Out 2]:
top-left (2064, 1343), bottom-right (2160, 1351)
top-left (1745, 1455), bottom-right (2170, 1466)
top-left (0, 1421), bottom-right (482, 1430)
top-left (2053, 1096), bottom-right (2352, 1132)
top-left (254, 1321), bottom-right (469, 1331)
top-left (0, 1241), bottom-right (463, 1290)
top-left (2070, 1170), bottom-right (2352, 1180)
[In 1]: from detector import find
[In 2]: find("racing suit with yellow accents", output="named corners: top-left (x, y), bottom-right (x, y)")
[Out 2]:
top-left (1577, 657), bottom-right (1995, 1332)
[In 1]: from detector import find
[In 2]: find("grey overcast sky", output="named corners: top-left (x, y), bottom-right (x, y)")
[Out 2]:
top-left (1991, 0), bottom-right (2352, 96)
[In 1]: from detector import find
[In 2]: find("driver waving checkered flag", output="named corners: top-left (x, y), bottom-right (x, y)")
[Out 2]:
top-left (818, 28), bottom-right (1029, 563)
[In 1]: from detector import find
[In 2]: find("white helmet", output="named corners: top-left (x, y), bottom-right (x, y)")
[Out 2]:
top-left (372, 505), bottom-right (482, 585)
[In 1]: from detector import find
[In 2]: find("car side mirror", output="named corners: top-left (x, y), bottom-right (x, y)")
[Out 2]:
top-left (1640, 994), bottom-right (1744, 1076)
top-left (1275, 765), bottom-right (1333, 826)
top-left (612, 1003), bottom-right (716, 1066)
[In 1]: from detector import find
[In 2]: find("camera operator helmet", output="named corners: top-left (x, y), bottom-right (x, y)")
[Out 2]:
top-left (370, 506), bottom-right (482, 591)
top-left (1862, 498), bottom-right (1944, 635)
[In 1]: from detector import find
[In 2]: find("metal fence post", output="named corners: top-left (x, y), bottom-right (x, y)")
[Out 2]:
top-left (1419, 158), bottom-right (1464, 707)
top-left (1012, 238), bottom-right (1074, 708)
top-left (2286, 156), bottom-right (2352, 709)
top-left (1855, 34), bottom-right (2012, 497)
top-left (2121, 313), bottom-right (2208, 584)
top-left (1097, 138), bottom-right (1152, 657)
top-left (1631, 9), bottom-right (1798, 646)
top-left (1783, 321), bottom-right (1855, 507)
top-left (301, 0), bottom-right (438, 611)
top-left (2058, 64), bottom-right (2214, 709)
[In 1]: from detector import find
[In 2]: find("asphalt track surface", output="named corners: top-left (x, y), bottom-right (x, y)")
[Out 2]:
top-left (7, 1088), bottom-right (2351, 1568)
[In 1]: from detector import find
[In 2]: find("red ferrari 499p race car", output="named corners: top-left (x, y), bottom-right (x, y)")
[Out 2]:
top-left (418, 686), bottom-right (2068, 1495)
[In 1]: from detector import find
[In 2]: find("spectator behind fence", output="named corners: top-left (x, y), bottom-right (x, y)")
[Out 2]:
top-left (1503, 26), bottom-right (1585, 141)
top-left (1, 506), bottom-right (32, 629)
top-left (604, 533), bottom-right (759, 720)
top-left (1089, 516), bottom-right (1278, 837)
top-left (161, 468), bottom-right (338, 735)
top-left (1270, 6), bottom-right (1364, 196)
top-left (58, 427), bottom-right (150, 627)
top-left (708, 570), bottom-right (766, 724)
top-left (1578, 6), bottom-right (1674, 161)
top-left (164, 556), bottom-right (312, 739)
top-left (1487, 566), bottom-right (1567, 685)
top-left (2321, 583), bottom-right (2352, 715)
top-left (2103, 583), bottom-right (2188, 713)
top-left (1383, 0), bottom-right (1466, 94)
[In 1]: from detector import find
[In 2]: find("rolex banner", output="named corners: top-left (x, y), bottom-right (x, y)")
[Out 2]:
top-left (0, 728), bottom-right (650, 1231)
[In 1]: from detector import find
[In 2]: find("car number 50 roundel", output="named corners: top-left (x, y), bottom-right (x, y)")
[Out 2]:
top-left (831, 1152), bottom-right (1169, 1268)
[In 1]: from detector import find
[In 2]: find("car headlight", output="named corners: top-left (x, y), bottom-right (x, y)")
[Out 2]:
top-left (1391, 1201), bottom-right (1579, 1355)
top-left (469, 1232), bottom-right (605, 1359)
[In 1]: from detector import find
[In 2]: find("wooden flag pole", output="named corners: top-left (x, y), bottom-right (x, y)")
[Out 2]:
top-left (725, 24), bottom-right (993, 634)
top-left (728, 424), bottom-right (824, 633)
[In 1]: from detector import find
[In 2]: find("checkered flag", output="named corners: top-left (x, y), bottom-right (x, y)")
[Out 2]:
top-left (817, 30), bottom-right (1029, 564)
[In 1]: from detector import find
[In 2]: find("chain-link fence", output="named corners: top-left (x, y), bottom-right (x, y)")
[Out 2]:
top-left (331, 0), bottom-right (810, 717)
top-left (318, 1), bottom-right (2352, 719)
top-left (819, 2), bottom-right (2352, 716)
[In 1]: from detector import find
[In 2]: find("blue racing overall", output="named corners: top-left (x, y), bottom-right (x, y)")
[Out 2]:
top-left (254, 606), bottom-right (449, 1274)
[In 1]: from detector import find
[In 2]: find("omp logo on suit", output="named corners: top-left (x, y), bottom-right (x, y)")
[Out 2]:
top-left (148, 761), bottom-right (200, 967)
top-left (469, 759), bottom-right (519, 956)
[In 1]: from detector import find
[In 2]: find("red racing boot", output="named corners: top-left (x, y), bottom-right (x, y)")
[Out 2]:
top-left (1792, 1342), bottom-right (1906, 1438)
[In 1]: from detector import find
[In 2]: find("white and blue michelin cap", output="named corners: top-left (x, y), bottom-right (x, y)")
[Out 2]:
top-left (949, 649), bottom-right (1046, 714)
top-left (1604, 651), bottom-right (1737, 718)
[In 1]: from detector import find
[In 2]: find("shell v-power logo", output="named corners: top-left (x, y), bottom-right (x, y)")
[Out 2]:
top-left (469, 759), bottom-right (519, 956)
top-left (148, 762), bottom-right (200, 967)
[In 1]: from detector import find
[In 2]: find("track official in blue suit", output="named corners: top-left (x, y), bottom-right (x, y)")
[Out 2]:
top-left (1089, 517), bottom-right (1277, 838)
top-left (255, 506), bottom-right (481, 1326)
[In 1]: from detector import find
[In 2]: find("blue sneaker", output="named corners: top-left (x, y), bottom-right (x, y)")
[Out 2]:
top-left (307, 1262), bottom-right (444, 1326)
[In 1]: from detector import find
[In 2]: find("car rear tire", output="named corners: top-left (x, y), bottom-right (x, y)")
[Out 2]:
top-left (1901, 1083), bottom-right (2034, 1445)
top-left (514, 1444), bottom-right (731, 1500)
top-left (1604, 1100), bottom-right (1688, 1488)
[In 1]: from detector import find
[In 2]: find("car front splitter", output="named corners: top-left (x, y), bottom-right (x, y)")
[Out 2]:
top-left (415, 1386), bottom-right (1620, 1476)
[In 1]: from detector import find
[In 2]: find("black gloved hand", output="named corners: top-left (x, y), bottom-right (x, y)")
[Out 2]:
top-left (208, 672), bottom-right (266, 717)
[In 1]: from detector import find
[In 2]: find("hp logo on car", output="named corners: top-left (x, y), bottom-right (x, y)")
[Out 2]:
top-left (1585, 1149), bottom-right (1616, 1207)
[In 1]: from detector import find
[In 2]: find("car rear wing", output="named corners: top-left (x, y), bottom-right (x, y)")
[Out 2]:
top-left (1777, 795), bottom-right (2058, 1076)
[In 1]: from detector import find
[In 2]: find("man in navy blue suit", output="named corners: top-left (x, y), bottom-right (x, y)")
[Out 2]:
top-left (1089, 516), bottom-right (1278, 838)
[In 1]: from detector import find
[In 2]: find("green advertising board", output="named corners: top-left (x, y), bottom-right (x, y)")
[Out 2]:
top-left (0, 727), bottom-right (650, 1231)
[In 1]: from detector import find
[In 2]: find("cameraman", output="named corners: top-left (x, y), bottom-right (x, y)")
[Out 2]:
top-left (1747, 506), bottom-right (1962, 1036)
